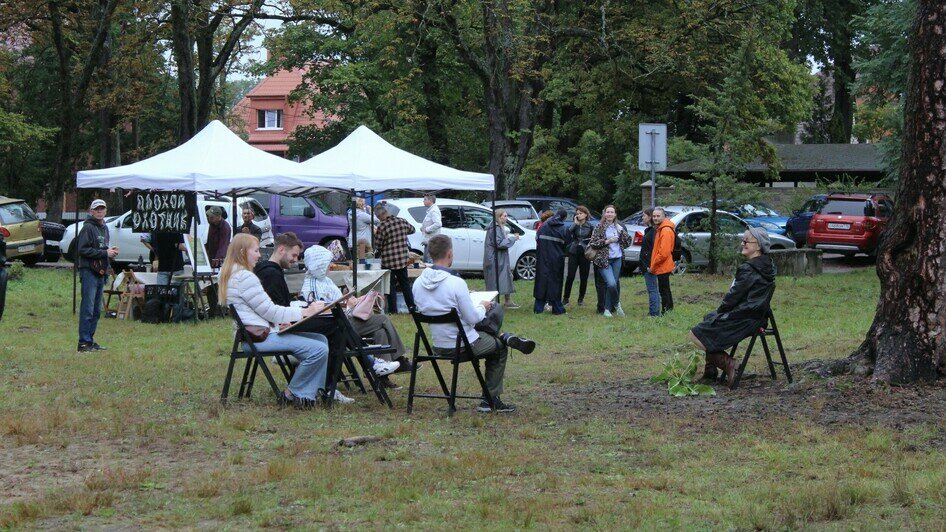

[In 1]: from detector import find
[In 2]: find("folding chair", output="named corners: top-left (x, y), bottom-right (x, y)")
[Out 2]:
top-left (220, 304), bottom-right (295, 404)
top-left (728, 294), bottom-right (791, 390)
top-left (324, 306), bottom-right (395, 408)
top-left (407, 308), bottom-right (496, 416)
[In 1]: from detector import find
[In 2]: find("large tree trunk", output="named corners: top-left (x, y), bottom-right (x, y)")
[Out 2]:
top-left (852, 0), bottom-right (946, 383)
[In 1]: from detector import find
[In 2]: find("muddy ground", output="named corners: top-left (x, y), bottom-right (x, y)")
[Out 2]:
top-left (549, 364), bottom-right (946, 441)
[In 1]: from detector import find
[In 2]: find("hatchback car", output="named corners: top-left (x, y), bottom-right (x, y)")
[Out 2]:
top-left (383, 197), bottom-right (538, 280)
top-left (0, 196), bottom-right (44, 265)
top-left (622, 206), bottom-right (796, 274)
top-left (807, 193), bottom-right (893, 257)
top-left (702, 201), bottom-right (789, 235)
top-left (785, 194), bottom-right (828, 246)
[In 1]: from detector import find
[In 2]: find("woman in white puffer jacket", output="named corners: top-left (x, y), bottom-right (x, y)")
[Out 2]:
top-left (219, 234), bottom-right (329, 408)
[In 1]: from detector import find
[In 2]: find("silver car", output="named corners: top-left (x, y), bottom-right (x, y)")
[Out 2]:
top-left (623, 206), bottom-right (796, 274)
top-left (481, 200), bottom-right (541, 230)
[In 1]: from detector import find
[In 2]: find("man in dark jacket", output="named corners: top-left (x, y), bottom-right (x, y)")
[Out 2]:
top-left (204, 206), bottom-right (231, 267)
top-left (689, 227), bottom-right (776, 384)
top-left (77, 199), bottom-right (118, 352)
top-left (533, 209), bottom-right (569, 314)
top-left (0, 231), bottom-right (7, 321)
top-left (238, 207), bottom-right (263, 240)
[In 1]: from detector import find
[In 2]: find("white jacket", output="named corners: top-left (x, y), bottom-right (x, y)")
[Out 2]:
top-left (226, 268), bottom-right (302, 332)
top-left (412, 267), bottom-right (485, 348)
top-left (421, 204), bottom-right (442, 242)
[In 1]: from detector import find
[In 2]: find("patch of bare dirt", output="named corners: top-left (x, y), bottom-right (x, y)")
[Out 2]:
top-left (548, 366), bottom-right (946, 433)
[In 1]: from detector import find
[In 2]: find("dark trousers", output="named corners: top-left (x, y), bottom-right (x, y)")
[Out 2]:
top-left (386, 267), bottom-right (415, 313)
top-left (436, 305), bottom-right (509, 399)
top-left (78, 268), bottom-right (105, 344)
top-left (563, 252), bottom-right (590, 303)
top-left (657, 273), bottom-right (673, 313)
top-left (594, 267), bottom-right (606, 313)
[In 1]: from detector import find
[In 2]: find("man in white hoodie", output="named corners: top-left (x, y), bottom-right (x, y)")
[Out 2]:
top-left (420, 193), bottom-right (441, 262)
top-left (412, 234), bottom-right (536, 413)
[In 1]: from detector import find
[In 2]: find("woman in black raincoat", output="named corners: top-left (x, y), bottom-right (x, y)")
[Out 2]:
top-left (689, 226), bottom-right (776, 385)
top-left (533, 209), bottom-right (569, 314)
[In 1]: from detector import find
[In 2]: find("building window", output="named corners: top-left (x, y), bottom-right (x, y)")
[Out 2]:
top-left (257, 109), bottom-right (283, 130)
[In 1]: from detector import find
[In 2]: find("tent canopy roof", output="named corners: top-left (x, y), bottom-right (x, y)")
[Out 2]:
top-left (297, 125), bottom-right (494, 193)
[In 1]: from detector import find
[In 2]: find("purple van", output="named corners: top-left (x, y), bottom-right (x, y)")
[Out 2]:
top-left (254, 193), bottom-right (350, 251)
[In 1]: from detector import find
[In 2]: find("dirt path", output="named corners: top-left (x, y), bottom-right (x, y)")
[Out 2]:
top-left (548, 367), bottom-right (946, 438)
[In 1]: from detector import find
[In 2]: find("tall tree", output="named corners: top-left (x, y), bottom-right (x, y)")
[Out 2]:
top-left (851, 0), bottom-right (946, 383)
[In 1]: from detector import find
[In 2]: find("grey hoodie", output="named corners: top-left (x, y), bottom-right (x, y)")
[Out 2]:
top-left (413, 267), bottom-right (486, 348)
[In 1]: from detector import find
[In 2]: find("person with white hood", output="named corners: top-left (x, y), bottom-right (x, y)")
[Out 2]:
top-left (301, 245), bottom-right (407, 389)
top-left (412, 234), bottom-right (536, 413)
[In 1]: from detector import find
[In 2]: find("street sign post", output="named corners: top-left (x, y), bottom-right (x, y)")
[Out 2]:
top-left (638, 123), bottom-right (667, 208)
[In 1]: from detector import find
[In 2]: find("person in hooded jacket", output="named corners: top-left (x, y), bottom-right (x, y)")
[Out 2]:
top-left (301, 245), bottom-right (406, 389)
top-left (689, 227), bottom-right (776, 385)
top-left (413, 234), bottom-right (536, 413)
top-left (77, 199), bottom-right (118, 352)
top-left (533, 208), bottom-right (569, 314)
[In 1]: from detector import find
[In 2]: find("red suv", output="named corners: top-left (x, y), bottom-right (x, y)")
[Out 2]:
top-left (807, 193), bottom-right (894, 257)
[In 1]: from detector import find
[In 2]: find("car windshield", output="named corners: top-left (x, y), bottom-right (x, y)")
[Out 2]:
top-left (503, 206), bottom-right (536, 221)
top-left (742, 203), bottom-right (779, 217)
top-left (820, 199), bottom-right (870, 217)
top-left (0, 201), bottom-right (38, 224)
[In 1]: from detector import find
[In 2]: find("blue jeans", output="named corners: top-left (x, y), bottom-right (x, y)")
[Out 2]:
top-left (597, 257), bottom-right (622, 312)
top-left (643, 272), bottom-right (660, 316)
top-left (247, 331), bottom-right (329, 400)
top-left (79, 268), bottom-right (105, 344)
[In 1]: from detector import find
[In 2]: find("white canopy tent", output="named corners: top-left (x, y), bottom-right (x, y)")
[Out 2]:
top-left (299, 125), bottom-right (494, 193)
top-left (77, 120), bottom-right (347, 192)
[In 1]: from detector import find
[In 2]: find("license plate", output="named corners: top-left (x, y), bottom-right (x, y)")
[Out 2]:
top-left (18, 244), bottom-right (35, 253)
top-left (827, 223), bottom-right (850, 230)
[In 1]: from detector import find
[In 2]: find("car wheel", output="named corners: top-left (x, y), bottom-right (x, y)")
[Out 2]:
top-left (19, 254), bottom-right (42, 267)
top-left (514, 251), bottom-right (536, 280)
top-left (672, 250), bottom-right (690, 275)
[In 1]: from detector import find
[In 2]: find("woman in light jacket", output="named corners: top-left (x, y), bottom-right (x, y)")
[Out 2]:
top-left (219, 233), bottom-right (329, 408)
top-left (484, 208), bottom-right (520, 309)
top-left (351, 197), bottom-right (379, 257)
top-left (587, 205), bottom-right (630, 317)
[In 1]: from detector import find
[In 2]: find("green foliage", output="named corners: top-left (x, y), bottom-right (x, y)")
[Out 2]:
top-left (5, 261), bottom-right (25, 281)
top-left (649, 352), bottom-right (716, 397)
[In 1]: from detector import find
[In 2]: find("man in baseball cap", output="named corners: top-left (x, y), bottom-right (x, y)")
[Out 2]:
top-left (204, 205), bottom-right (231, 265)
top-left (77, 198), bottom-right (117, 352)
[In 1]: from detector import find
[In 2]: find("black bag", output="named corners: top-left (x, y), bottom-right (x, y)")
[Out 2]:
top-left (141, 298), bottom-right (169, 324)
top-left (671, 228), bottom-right (683, 261)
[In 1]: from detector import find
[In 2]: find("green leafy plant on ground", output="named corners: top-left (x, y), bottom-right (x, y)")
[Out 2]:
top-left (650, 352), bottom-right (717, 396)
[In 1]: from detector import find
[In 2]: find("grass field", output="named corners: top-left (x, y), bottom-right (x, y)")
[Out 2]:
top-left (2, 267), bottom-right (945, 529)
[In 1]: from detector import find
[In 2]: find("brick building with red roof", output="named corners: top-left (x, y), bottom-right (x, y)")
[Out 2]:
top-left (232, 67), bottom-right (330, 158)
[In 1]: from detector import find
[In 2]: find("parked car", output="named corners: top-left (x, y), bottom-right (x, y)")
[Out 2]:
top-left (249, 192), bottom-right (350, 251)
top-left (481, 199), bottom-right (540, 229)
top-left (40, 220), bottom-right (66, 262)
top-left (807, 193), bottom-right (893, 257)
top-left (59, 195), bottom-right (273, 269)
top-left (700, 201), bottom-right (789, 235)
top-left (516, 195), bottom-right (599, 229)
top-left (0, 196), bottom-right (44, 266)
top-left (383, 197), bottom-right (538, 280)
top-left (622, 206), bottom-right (796, 274)
top-left (785, 194), bottom-right (828, 246)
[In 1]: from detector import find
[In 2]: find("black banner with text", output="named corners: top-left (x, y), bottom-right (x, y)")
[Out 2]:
top-left (131, 191), bottom-right (195, 234)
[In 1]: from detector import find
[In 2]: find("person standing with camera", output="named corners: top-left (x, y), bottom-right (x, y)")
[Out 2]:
top-left (77, 199), bottom-right (118, 352)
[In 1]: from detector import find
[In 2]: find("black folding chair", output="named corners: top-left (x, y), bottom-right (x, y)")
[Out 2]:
top-left (407, 308), bottom-right (496, 416)
top-left (220, 304), bottom-right (296, 404)
top-left (728, 296), bottom-right (791, 390)
top-left (324, 306), bottom-right (395, 408)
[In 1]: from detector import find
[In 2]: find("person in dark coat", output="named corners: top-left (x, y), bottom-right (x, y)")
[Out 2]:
top-left (689, 227), bottom-right (776, 385)
top-left (533, 209), bottom-right (569, 314)
top-left (638, 208), bottom-right (660, 317)
top-left (563, 205), bottom-right (594, 306)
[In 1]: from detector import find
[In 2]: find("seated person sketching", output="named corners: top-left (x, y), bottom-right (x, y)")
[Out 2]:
top-left (220, 233), bottom-right (329, 409)
top-left (301, 245), bottom-right (405, 391)
top-left (688, 227), bottom-right (776, 385)
top-left (412, 234), bottom-right (536, 413)
top-left (254, 233), bottom-right (398, 405)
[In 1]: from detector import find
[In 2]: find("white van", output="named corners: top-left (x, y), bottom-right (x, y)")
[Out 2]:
top-left (59, 195), bottom-right (272, 268)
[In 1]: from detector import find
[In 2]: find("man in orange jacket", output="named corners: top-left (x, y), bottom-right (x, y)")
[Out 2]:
top-left (649, 208), bottom-right (675, 314)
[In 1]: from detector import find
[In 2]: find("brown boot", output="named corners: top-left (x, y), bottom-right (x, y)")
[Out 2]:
top-left (723, 355), bottom-right (738, 386)
top-left (700, 353), bottom-right (719, 382)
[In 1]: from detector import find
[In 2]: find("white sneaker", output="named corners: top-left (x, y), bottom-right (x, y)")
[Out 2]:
top-left (615, 303), bottom-right (625, 317)
top-left (373, 360), bottom-right (400, 376)
top-left (333, 389), bottom-right (355, 404)
top-left (603, 309), bottom-right (612, 318)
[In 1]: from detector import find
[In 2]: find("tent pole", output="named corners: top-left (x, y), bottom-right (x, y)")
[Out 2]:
top-left (492, 188), bottom-right (499, 295)
top-left (72, 185), bottom-right (79, 314)
top-left (192, 192), bottom-right (199, 323)
top-left (231, 191), bottom-right (237, 237)
top-left (351, 189), bottom-right (358, 293)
